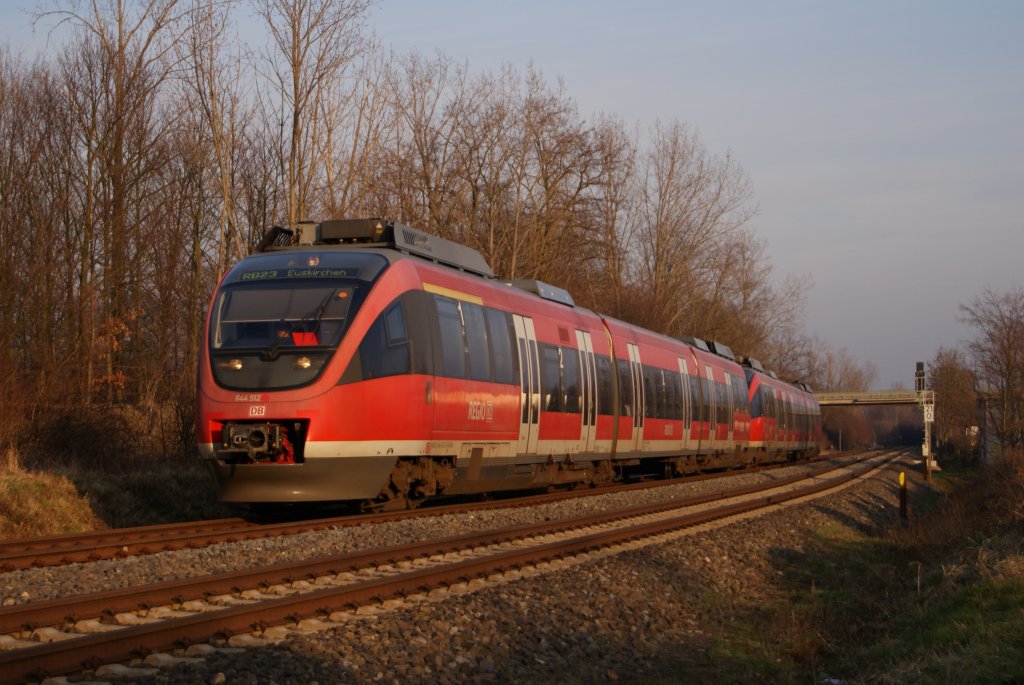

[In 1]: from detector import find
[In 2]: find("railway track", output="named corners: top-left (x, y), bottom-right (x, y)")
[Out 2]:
top-left (0, 455), bottom-right (846, 572)
top-left (0, 450), bottom-right (899, 684)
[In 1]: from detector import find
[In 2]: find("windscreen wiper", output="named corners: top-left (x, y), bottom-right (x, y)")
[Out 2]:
top-left (259, 289), bottom-right (336, 362)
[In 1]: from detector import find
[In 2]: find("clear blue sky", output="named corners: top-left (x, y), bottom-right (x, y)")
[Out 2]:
top-left (4, 1), bottom-right (1022, 389)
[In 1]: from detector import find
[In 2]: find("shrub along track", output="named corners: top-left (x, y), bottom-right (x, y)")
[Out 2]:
top-left (0, 450), bottom-right (898, 684)
top-left (0, 455), bottom-right (843, 572)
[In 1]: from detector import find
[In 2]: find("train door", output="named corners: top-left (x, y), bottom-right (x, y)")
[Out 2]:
top-left (705, 364), bottom-right (717, 452)
top-left (513, 314), bottom-right (540, 455)
top-left (677, 357), bottom-right (692, 452)
top-left (627, 343), bottom-right (645, 451)
top-left (576, 330), bottom-right (598, 453)
top-left (682, 353), bottom-right (702, 452)
top-left (724, 373), bottom-right (735, 445)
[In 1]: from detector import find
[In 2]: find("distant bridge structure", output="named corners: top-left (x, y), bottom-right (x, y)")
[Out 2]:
top-left (815, 390), bottom-right (930, 407)
top-left (816, 370), bottom-right (936, 469)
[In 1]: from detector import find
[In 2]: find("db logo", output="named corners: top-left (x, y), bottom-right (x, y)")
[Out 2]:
top-left (249, 405), bottom-right (267, 417)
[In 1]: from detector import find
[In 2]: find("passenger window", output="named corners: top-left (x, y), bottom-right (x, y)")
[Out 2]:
top-left (689, 375), bottom-right (702, 423)
top-left (643, 365), bottom-right (657, 419)
top-left (668, 372), bottom-right (682, 420)
top-left (596, 355), bottom-right (615, 415)
top-left (618, 358), bottom-right (633, 416)
top-left (657, 369), bottom-right (669, 420)
top-left (384, 303), bottom-right (407, 344)
top-left (541, 343), bottom-right (562, 412)
top-left (701, 376), bottom-right (712, 424)
top-left (717, 382), bottom-right (730, 425)
top-left (436, 296), bottom-right (465, 378)
top-left (562, 347), bottom-right (580, 413)
top-left (731, 375), bottom-right (747, 415)
top-left (749, 381), bottom-right (762, 416)
top-left (486, 308), bottom-right (516, 385)
top-left (462, 302), bottom-right (491, 382)
top-left (358, 301), bottom-right (410, 380)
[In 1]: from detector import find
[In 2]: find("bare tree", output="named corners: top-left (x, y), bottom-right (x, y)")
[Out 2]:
top-left (381, 52), bottom-right (470, 232)
top-left (319, 44), bottom-right (390, 218)
top-left (255, 0), bottom-right (371, 226)
top-left (37, 0), bottom-right (191, 402)
top-left (633, 120), bottom-right (754, 336)
top-left (0, 53), bottom-right (62, 451)
top-left (574, 114), bottom-right (637, 318)
top-left (445, 64), bottom-right (520, 262)
top-left (513, 69), bottom-right (600, 282)
top-left (815, 346), bottom-right (877, 392)
top-left (929, 346), bottom-right (979, 460)
top-left (960, 287), bottom-right (1024, 452)
top-left (179, 0), bottom-right (247, 274)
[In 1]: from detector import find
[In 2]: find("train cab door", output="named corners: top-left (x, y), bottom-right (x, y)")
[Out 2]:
top-left (576, 330), bottom-right (598, 453)
top-left (627, 343), bottom-right (645, 452)
top-left (513, 314), bottom-right (540, 455)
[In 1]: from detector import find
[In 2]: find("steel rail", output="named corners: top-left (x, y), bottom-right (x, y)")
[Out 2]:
top-left (0, 518), bottom-right (249, 553)
top-left (0, 452), bottom-right (897, 685)
top-left (0, 452), bottom-right (877, 636)
top-left (0, 453), bottom-right (850, 571)
top-left (0, 519), bottom-right (256, 570)
top-left (0, 453), bottom-right (873, 635)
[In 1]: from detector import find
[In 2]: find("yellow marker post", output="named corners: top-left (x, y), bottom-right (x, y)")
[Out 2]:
top-left (899, 471), bottom-right (908, 521)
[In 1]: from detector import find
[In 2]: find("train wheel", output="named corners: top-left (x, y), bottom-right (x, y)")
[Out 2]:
top-left (363, 457), bottom-right (455, 512)
top-left (589, 460), bottom-right (615, 487)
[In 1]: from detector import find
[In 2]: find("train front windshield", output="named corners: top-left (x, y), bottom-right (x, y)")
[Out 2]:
top-left (208, 251), bottom-right (387, 390)
top-left (213, 284), bottom-right (355, 347)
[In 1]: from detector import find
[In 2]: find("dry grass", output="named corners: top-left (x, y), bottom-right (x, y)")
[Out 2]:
top-left (0, 467), bottom-right (106, 539)
top-left (0, 444), bottom-right (230, 539)
top-left (0, 397), bottom-right (230, 539)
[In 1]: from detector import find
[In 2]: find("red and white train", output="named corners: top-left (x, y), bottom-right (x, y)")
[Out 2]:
top-left (195, 219), bottom-right (821, 510)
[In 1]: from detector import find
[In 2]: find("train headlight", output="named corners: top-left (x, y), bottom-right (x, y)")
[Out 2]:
top-left (296, 356), bottom-right (312, 370)
top-left (215, 358), bottom-right (244, 371)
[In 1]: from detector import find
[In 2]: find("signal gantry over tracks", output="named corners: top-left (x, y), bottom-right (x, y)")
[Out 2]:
top-left (815, 390), bottom-right (930, 406)
top-left (816, 378), bottom-right (937, 466)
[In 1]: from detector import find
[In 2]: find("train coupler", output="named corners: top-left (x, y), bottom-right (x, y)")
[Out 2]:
top-left (219, 422), bottom-right (295, 464)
